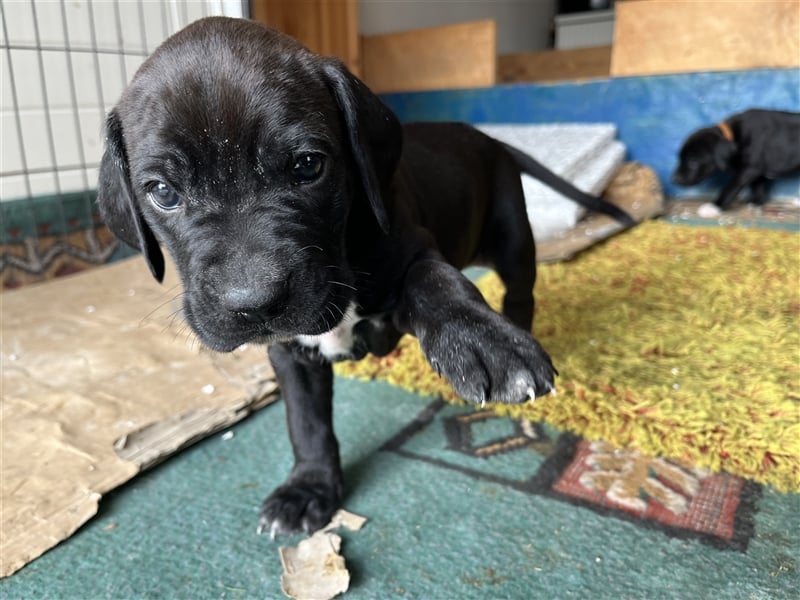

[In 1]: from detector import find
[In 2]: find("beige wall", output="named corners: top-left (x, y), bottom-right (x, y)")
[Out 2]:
top-left (358, 0), bottom-right (555, 55)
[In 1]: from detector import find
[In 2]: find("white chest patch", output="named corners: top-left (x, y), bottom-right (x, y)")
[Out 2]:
top-left (296, 303), bottom-right (361, 360)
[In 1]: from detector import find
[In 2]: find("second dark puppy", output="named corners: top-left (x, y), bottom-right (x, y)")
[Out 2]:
top-left (672, 109), bottom-right (800, 209)
top-left (97, 17), bottom-right (631, 537)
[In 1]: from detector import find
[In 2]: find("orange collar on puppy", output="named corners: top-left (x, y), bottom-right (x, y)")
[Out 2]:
top-left (717, 121), bottom-right (734, 142)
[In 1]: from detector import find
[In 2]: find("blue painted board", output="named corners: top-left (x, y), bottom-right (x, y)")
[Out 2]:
top-left (380, 69), bottom-right (800, 199)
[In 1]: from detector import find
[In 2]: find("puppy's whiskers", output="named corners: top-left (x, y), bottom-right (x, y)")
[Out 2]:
top-left (169, 318), bottom-right (193, 345)
top-left (325, 304), bottom-right (338, 326)
top-left (321, 308), bottom-right (332, 332)
top-left (163, 306), bottom-right (187, 337)
top-left (327, 301), bottom-right (345, 320)
top-left (139, 287), bottom-right (185, 327)
top-left (324, 264), bottom-right (370, 276)
top-left (328, 280), bottom-right (356, 291)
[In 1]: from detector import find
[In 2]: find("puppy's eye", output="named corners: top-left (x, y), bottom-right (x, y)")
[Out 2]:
top-left (291, 153), bottom-right (324, 184)
top-left (147, 182), bottom-right (182, 210)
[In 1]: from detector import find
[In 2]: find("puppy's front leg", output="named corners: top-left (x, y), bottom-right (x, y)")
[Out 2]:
top-left (715, 167), bottom-right (761, 209)
top-left (259, 343), bottom-right (342, 537)
top-left (396, 254), bottom-right (557, 405)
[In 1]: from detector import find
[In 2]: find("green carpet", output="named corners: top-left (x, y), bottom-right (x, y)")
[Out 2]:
top-left (1, 377), bottom-right (798, 599)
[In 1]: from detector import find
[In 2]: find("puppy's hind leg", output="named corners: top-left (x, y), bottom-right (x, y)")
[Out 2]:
top-left (749, 177), bottom-right (772, 206)
top-left (493, 233), bottom-right (536, 332)
top-left (483, 158), bottom-right (537, 332)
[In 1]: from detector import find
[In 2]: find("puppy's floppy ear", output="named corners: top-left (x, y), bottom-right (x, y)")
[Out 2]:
top-left (97, 110), bottom-right (165, 282)
top-left (322, 59), bottom-right (402, 233)
top-left (713, 138), bottom-right (737, 171)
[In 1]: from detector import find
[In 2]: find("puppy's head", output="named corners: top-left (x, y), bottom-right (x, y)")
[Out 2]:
top-left (671, 126), bottom-right (736, 186)
top-left (98, 17), bottom-right (402, 351)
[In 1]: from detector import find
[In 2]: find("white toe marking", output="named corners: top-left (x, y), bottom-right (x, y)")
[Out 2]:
top-left (697, 202), bottom-right (722, 218)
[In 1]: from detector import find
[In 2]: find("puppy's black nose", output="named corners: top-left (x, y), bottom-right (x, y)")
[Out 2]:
top-left (223, 283), bottom-right (287, 324)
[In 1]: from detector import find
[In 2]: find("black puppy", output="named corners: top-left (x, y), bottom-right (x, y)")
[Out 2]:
top-left (97, 17), bottom-right (630, 537)
top-left (672, 109), bottom-right (800, 209)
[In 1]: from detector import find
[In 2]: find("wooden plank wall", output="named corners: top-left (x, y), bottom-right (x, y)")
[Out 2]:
top-left (361, 20), bottom-right (496, 93)
top-left (250, 0), bottom-right (361, 75)
top-left (611, 0), bottom-right (800, 76)
top-left (250, 1), bottom-right (799, 87)
top-left (498, 46), bottom-right (612, 84)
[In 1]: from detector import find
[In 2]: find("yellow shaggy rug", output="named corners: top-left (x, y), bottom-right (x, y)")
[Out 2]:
top-left (336, 221), bottom-right (800, 492)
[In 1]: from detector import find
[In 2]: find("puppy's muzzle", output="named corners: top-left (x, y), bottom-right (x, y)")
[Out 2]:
top-left (671, 171), bottom-right (686, 186)
top-left (221, 281), bottom-right (289, 325)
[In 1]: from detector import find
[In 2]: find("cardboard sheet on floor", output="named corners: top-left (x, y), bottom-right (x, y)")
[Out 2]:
top-left (0, 257), bottom-right (279, 577)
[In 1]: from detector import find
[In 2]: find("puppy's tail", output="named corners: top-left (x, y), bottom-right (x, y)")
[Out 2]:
top-left (501, 142), bottom-right (636, 227)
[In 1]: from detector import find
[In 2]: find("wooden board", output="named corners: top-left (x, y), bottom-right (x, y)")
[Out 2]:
top-left (536, 162), bottom-right (665, 263)
top-left (250, 0), bottom-right (360, 75)
top-left (498, 46), bottom-right (611, 83)
top-left (611, 1), bottom-right (800, 76)
top-left (361, 20), bottom-right (496, 93)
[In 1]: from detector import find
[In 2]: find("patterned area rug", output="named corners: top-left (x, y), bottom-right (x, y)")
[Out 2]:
top-left (384, 399), bottom-right (760, 551)
top-left (1, 192), bottom-right (122, 290)
top-left (336, 221), bottom-right (800, 493)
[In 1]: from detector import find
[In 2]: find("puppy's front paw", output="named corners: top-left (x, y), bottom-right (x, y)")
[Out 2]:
top-left (259, 478), bottom-right (341, 538)
top-left (421, 310), bottom-right (557, 404)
